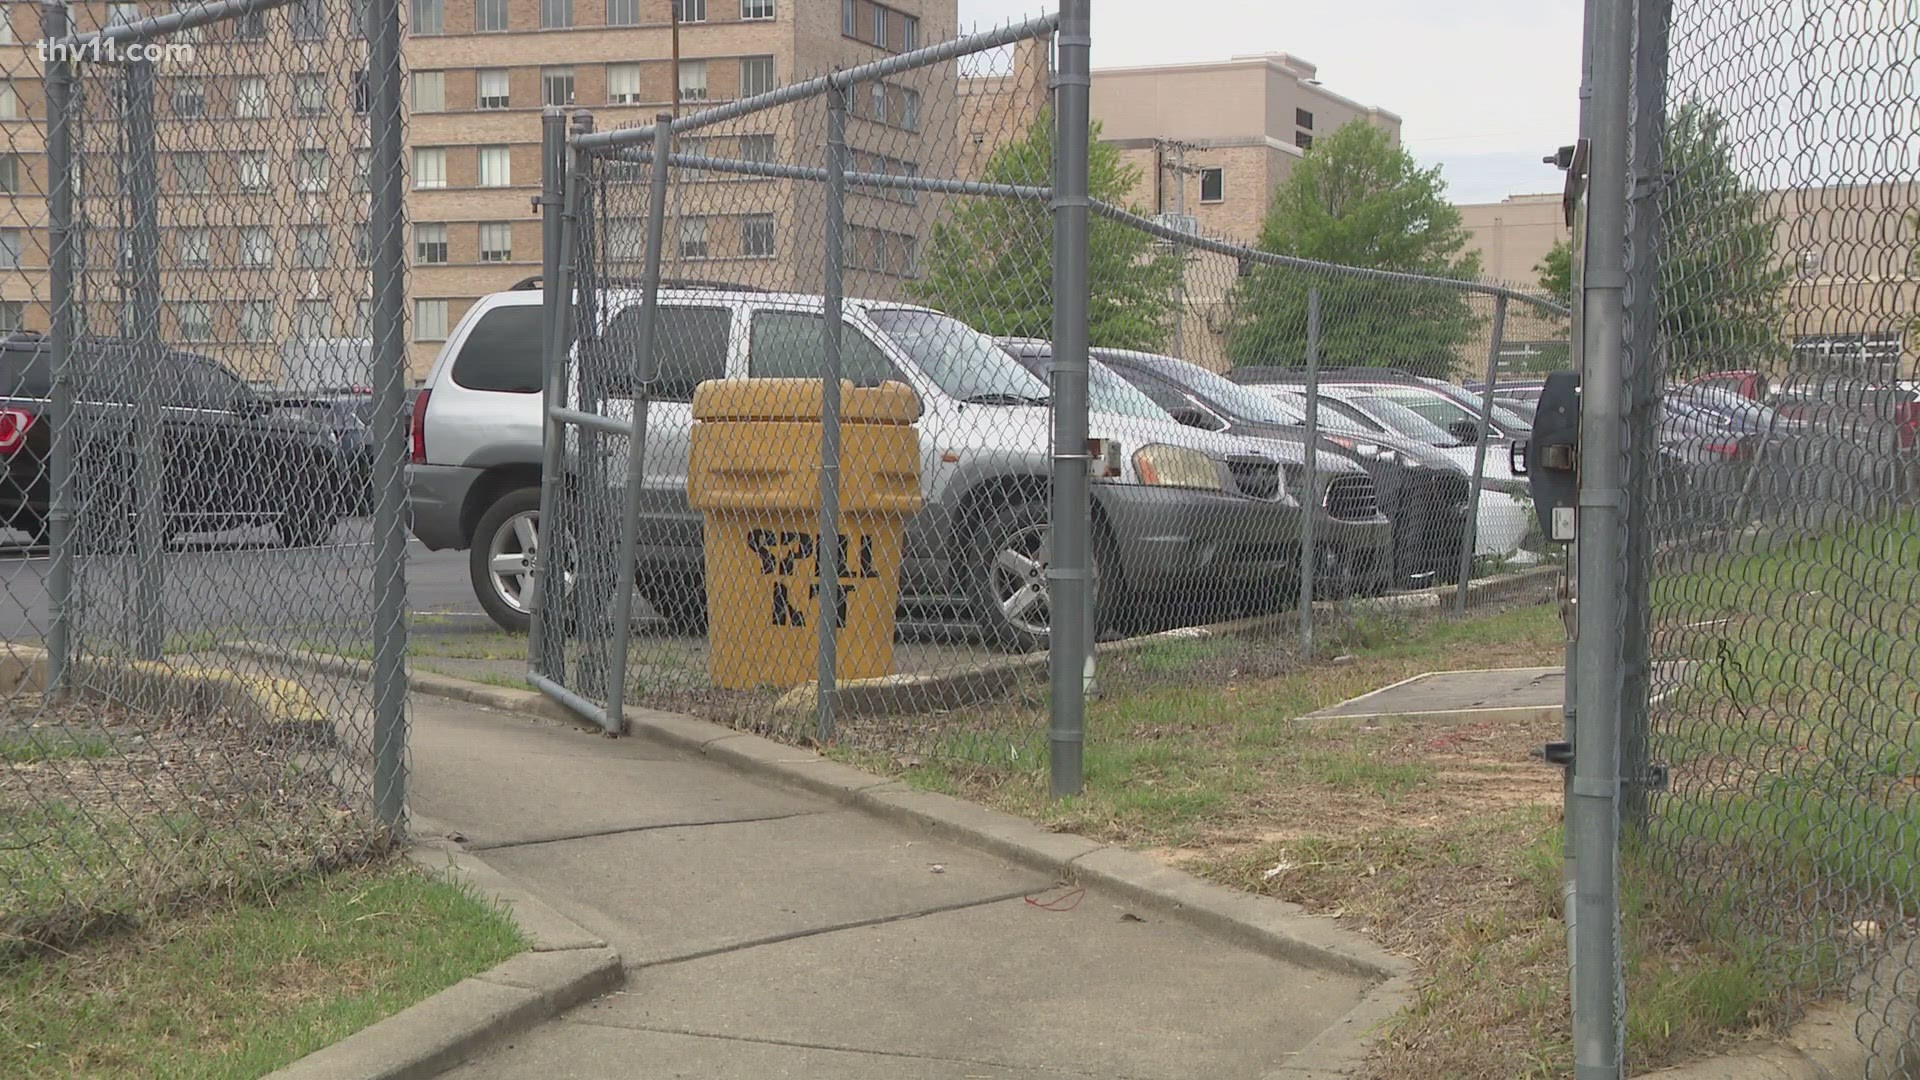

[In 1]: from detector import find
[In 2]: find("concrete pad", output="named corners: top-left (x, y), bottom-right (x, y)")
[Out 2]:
top-left (268, 978), bottom-right (545, 1080)
top-left (408, 698), bottom-right (826, 848)
top-left (577, 895), bottom-right (1369, 1080)
top-left (480, 810), bottom-right (1049, 966)
top-left (1310, 666), bottom-right (1564, 720)
top-left (442, 1022), bottom-right (1091, 1079)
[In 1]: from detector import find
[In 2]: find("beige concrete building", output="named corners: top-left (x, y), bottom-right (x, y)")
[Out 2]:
top-left (1456, 192), bottom-right (1570, 290)
top-left (1091, 52), bottom-right (1401, 243)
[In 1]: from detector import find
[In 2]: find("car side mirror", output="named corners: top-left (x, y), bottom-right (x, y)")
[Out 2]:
top-left (1448, 419), bottom-right (1482, 444)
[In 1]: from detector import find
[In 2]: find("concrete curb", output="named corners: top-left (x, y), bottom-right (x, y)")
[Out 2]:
top-left (1627, 1002), bottom-right (1867, 1079)
top-left (2, 643), bottom-right (333, 736)
top-left (213, 643), bottom-right (584, 727)
top-left (265, 839), bottom-right (622, 1080)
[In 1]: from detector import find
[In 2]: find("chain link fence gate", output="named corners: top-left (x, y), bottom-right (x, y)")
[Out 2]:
top-left (1571, 0), bottom-right (1920, 1072)
top-left (527, 5), bottom-right (1571, 794)
top-left (1, 0), bottom-right (411, 957)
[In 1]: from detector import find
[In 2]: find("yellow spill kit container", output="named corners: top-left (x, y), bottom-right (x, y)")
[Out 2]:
top-left (687, 379), bottom-right (922, 689)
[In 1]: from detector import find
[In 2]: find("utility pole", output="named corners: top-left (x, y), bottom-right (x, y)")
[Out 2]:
top-left (1155, 137), bottom-right (1204, 358)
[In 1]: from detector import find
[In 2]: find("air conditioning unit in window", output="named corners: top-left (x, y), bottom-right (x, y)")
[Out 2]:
top-left (1154, 213), bottom-right (1200, 237)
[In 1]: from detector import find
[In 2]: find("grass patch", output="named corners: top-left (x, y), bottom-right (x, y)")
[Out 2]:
top-left (0, 730), bottom-right (115, 763)
top-left (0, 861), bottom-right (525, 1079)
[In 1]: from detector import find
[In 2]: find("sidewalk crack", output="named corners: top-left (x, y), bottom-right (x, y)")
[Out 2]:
top-left (466, 810), bottom-right (825, 852)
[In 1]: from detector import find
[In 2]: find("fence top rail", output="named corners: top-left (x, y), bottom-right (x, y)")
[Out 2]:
top-left (1093, 200), bottom-right (1572, 317)
top-left (612, 150), bottom-right (1053, 201)
top-left (50, 0), bottom-right (300, 53)
top-left (572, 12), bottom-right (1060, 152)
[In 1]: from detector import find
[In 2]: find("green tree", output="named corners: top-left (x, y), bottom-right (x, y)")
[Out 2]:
top-left (1656, 103), bottom-right (1789, 375)
top-left (908, 113), bottom-right (1181, 351)
top-left (1536, 238), bottom-right (1573, 309)
top-left (1225, 120), bottom-right (1483, 377)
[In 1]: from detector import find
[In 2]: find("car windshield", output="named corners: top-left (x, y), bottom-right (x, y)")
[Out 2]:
top-left (1675, 386), bottom-right (1788, 431)
top-left (866, 309), bottom-right (1051, 406)
top-left (1004, 350), bottom-right (1169, 422)
top-left (1115, 356), bottom-right (1304, 426)
top-left (1370, 386), bottom-right (1480, 429)
top-left (1348, 392), bottom-right (1460, 446)
top-left (1266, 390), bottom-right (1381, 436)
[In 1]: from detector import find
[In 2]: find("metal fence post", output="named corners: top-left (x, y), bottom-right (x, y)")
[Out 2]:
top-left (119, 57), bottom-right (166, 661)
top-left (1298, 287), bottom-right (1320, 654)
top-left (603, 116), bottom-right (675, 738)
top-left (1048, 0), bottom-right (1092, 799)
top-left (1619, 0), bottom-right (1671, 831)
top-left (1456, 295), bottom-right (1510, 614)
top-left (817, 81), bottom-right (849, 746)
top-left (529, 107), bottom-right (570, 683)
top-left (1571, 0), bottom-right (1633, 1070)
top-left (366, 0), bottom-right (411, 829)
top-left (42, 0), bottom-right (75, 695)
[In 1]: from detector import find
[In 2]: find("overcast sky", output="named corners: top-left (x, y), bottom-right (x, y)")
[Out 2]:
top-left (957, 0), bottom-right (1586, 206)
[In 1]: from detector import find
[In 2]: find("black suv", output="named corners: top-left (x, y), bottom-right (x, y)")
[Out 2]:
top-left (0, 333), bottom-right (347, 547)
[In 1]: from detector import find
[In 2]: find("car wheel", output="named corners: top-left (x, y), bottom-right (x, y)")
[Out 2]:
top-left (471, 487), bottom-right (543, 634)
top-left (967, 498), bottom-right (1107, 653)
top-left (279, 502), bottom-right (340, 548)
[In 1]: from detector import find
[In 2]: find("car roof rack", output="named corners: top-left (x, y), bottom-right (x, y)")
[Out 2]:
top-left (1228, 365), bottom-right (1425, 385)
top-left (510, 275), bottom-right (769, 293)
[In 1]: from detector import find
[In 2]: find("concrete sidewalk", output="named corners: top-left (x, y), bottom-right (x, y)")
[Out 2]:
top-left (407, 697), bottom-right (1378, 1079)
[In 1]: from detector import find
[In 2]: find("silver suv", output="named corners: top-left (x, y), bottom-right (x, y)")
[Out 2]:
top-left (408, 285), bottom-right (1309, 650)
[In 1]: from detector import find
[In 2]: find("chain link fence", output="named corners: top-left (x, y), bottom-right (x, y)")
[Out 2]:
top-left (1, 0), bottom-right (411, 959)
top-left (525, 9), bottom-right (1567, 793)
top-left (1600, 0), bottom-right (1920, 1071)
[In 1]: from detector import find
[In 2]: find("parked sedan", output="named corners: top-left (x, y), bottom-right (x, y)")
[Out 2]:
top-left (267, 393), bottom-right (374, 514)
top-left (1071, 347), bottom-right (1467, 590)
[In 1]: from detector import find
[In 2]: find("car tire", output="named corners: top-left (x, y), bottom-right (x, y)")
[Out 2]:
top-left (966, 498), bottom-right (1109, 653)
top-left (471, 487), bottom-right (543, 634)
top-left (279, 501), bottom-right (340, 548)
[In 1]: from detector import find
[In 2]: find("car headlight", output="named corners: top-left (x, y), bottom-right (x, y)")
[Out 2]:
top-left (1132, 444), bottom-right (1224, 491)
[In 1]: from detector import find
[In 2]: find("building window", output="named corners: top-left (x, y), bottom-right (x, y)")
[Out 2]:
top-left (0, 302), bottom-right (22, 333)
top-left (675, 0), bottom-right (704, 20)
top-left (0, 229), bottom-right (22, 269)
top-left (353, 149), bottom-right (371, 190)
top-left (352, 68), bottom-right (372, 114)
top-left (540, 0), bottom-right (571, 28)
top-left (0, 81), bottom-right (16, 120)
top-left (351, 222), bottom-right (371, 263)
top-left (297, 149), bottom-right (331, 192)
top-left (292, 0), bottom-right (325, 38)
top-left (235, 76), bottom-right (267, 118)
top-left (177, 228), bottom-right (211, 267)
top-left (739, 133), bottom-right (776, 164)
top-left (870, 5), bottom-right (885, 45)
top-left (478, 145), bottom-right (513, 187)
top-left (174, 301), bottom-right (213, 342)
top-left (605, 217), bottom-right (646, 261)
top-left (1295, 107), bottom-right (1314, 130)
top-left (678, 60), bottom-right (707, 102)
top-left (607, 63), bottom-right (641, 104)
top-left (241, 227), bottom-right (274, 267)
top-left (678, 216), bottom-right (708, 259)
top-left (740, 0), bottom-right (772, 18)
top-left (234, 9), bottom-right (267, 39)
top-left (240, 300), bottom-right (274, 342)
top-left (900, 13), bottom-right (916, 49)
top-left (1798, 247), bottom-right (1822, 278)
top-left (414, 147), bottom-right (447, 188)
top-left (415, 299), bottom-right (449, 341)
top-left (1200, 167), bottom-right (1223, 203)
top-left (479, 222), bottom-right (513, 262)
top-left (239, 152), bottom-right (270, 192)
top-left (294, 74), bottom-right (327, 115)
top-left (542, 66), bottom-right (575, 106)
top-left (108, 3), bottom-right (139, 27)
top-left (900, 87), bottom-right (920, 131)
top-left (173, 152), bottom-right (211, 193)
top-left (352, 299), bottom-right (372, 336)
top-left (170, 78), bottom-right (206, 118)
top-left (296, 225), bottom-right (331, 269)
top-left (606, 0), bottom-right (638, 23)
top-left (475, 0), bottom-right (508, 30)
top-left (0, 154), bottom-right (14, 193)
top-left (870, 82), bottom-right (886, 122)
top-left (740, 56), bottom-right (776, 98)
top-left (841, 0), bottom-right (854, 35)
top-left (414, 222), bottom-right (448, 264)
top-left (297, 300), bottom-right (334, 339)
top-left (412, 71), bottom-right (445, 112)
top-left (742, 214), bottom-right (775, 257)
top-left (411, 0), bottom-right (442, 34)
top-left (477, 69), bottom-right (510, 109)
top-left (1294, 131), bottom-right (1312, 150)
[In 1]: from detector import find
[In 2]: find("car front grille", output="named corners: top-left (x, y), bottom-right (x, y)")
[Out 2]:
top-left (1226, 455), bottom-right (1282, 501)
top-left (1324, 475), bottom-right (1381, 520)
